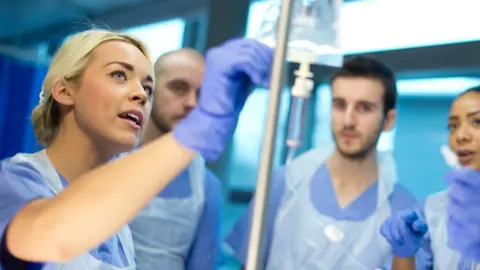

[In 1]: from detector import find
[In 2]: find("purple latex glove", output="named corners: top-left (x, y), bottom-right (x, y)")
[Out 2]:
top-left (446, 168), bottom-right (480, 261)
top-left (380, 209), bottom-right (428, 258)
top-left (173, 38), bottom-right (273, 161)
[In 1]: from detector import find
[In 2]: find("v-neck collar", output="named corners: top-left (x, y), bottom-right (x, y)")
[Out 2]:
top-left (309, 164), bottom-right (378, 220)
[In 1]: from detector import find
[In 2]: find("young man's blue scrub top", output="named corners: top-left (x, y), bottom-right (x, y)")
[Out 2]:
top-left (226, 162), bottom-right (418, 269)
top-left (128, 155), bottom-right (223, 270)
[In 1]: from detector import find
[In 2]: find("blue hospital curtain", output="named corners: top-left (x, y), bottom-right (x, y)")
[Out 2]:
top-left (0, 54), bottom-right (47, 159)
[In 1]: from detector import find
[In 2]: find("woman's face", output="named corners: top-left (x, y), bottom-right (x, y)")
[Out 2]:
top-left (70, 40), bottom-right (154, 151)
top-left (448, 91), bottom-right (480, 168)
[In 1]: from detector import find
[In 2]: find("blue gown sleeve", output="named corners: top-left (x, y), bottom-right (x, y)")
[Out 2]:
top-left (0, 160), bottom-right (55, 269)
top-left (186, 169), bottom-right (223, 270)
top-left (225, 166), bottom-right (286, 267)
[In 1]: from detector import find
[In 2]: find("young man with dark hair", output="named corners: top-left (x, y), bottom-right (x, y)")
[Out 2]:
top-left (226, 55), bottom-right (417, 269)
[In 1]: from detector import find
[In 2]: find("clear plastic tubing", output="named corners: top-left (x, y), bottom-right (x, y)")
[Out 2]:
top-left (285, 96), bottom-right (308, 162)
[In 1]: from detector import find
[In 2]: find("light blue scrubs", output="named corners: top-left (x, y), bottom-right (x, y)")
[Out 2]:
top-left (127, 154), bottom-right (223, 270)
top-left (0, 151), bottom-right (134, 269)
top-left (226, 149), bottom-right (418, 269)
top-left (404, 191), bottom-right (480, 270)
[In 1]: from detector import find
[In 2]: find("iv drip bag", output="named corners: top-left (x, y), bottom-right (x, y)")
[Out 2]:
top-left (255, 0), bottom-right (343, 67)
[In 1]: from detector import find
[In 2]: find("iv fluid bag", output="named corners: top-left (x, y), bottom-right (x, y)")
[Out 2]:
top-left (255, 0), bottom-right (343, 67)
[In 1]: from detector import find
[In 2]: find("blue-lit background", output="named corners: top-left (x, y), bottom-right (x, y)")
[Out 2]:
top-left (228, 0), bottom-right (480, 200)
top-left (248, 0), bottom-right (480, 53)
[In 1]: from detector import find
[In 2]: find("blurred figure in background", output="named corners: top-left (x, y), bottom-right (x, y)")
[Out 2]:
top-left (226, 56), bottom-right (418, 269)
top-left (129, 48), bottom-right (223, 270)
top-left (381, 86), bottom-right (480, 270)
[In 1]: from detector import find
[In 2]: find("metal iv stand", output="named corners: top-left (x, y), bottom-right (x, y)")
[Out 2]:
top-left (244, 0), bottom-right (295, 269)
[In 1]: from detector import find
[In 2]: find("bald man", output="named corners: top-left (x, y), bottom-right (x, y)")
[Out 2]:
top-left (129, 49), bottom-right (222, 270)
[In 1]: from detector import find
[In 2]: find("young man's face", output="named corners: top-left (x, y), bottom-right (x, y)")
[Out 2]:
top-left (330, 76), bottom-right (396, 159)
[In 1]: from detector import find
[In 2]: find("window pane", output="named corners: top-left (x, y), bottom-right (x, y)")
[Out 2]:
top-left (398, 77), bottom-right (480, 96)
top-left (247, 0), bottom-right (480, 54)
top-left (124, 18), bottom-right (185, 60)
top-left (230, 89), bottom-right (291, 190)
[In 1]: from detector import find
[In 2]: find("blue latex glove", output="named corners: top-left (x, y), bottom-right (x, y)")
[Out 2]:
top-left (173, 38), bottom-right (273, 161)
top-left (446, 168), bottom-right (480, 261)
top-left (380, 209), bottom-right (429, 258)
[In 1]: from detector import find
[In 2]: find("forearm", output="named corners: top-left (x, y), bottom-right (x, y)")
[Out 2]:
top-left (7, 133), bottom-right (195, 262)
top-left (392, 256), bottom-right (416, 270)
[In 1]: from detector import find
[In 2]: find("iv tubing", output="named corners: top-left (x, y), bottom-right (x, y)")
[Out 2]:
top-left (284, 54), bottom-right (315, 163)
top-left (244, 0), bottom-right (294, 268)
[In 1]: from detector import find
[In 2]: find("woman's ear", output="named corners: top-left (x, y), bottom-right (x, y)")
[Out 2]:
top-left (51, 78), bottom-right (75, 106)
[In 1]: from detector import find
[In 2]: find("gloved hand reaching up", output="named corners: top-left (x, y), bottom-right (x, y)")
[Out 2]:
top-left (380, 209), bottom-right (428, 258)
top-left (173, 38), bottom-right (273, 161)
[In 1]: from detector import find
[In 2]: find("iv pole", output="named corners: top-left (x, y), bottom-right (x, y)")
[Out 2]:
top-left (245, 0), bottom-right (294, 269)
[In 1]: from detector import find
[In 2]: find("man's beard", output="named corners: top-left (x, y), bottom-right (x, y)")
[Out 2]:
top-left (151, 111), bottom-right (172, 135)
top-left (333, 130), bottom-right (382, 161)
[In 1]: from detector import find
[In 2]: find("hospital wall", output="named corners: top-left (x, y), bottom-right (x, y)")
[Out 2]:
top-left (396, 96), bottom-right (454, 199)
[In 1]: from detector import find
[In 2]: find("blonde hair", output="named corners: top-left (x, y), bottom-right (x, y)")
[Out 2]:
top-left (31, 29), bottom-right (150, 146)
